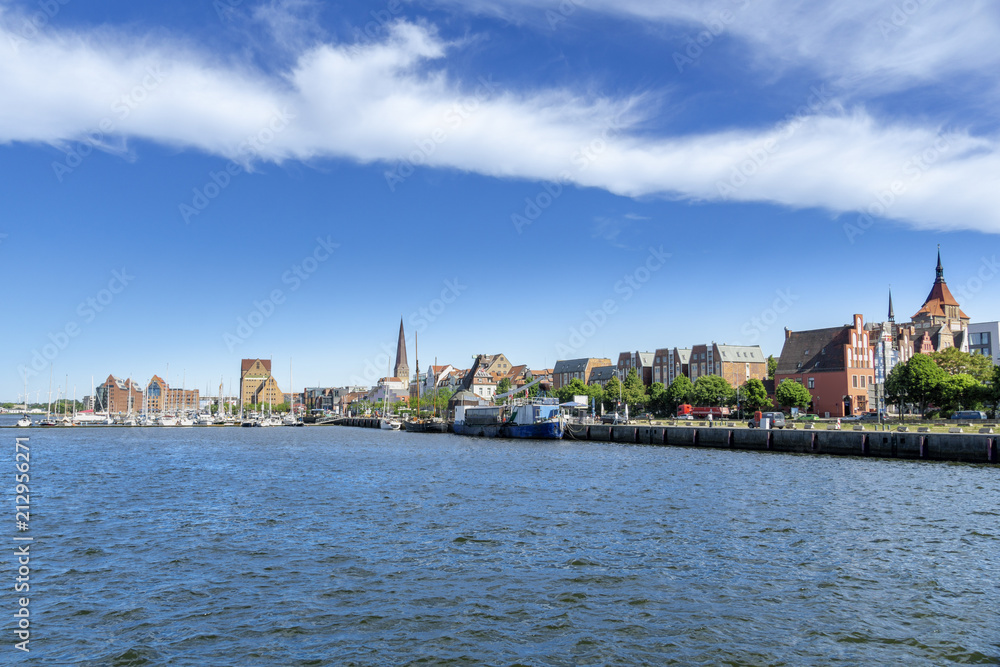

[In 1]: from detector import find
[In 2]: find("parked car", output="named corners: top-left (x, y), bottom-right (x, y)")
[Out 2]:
top-left (601, 413), bottom-right (623, 424)
top-left (747, 411), bottom-right (786, 429)
top-left (859, 412), bottom-right (884, 422)
top-left (795, 413), bottom-right (819, 421)
top-left (951, 410), bottom-right (987, 420)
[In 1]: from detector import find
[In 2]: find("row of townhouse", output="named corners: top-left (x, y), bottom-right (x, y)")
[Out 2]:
top-left (553, 345), bottom-right (767, 392)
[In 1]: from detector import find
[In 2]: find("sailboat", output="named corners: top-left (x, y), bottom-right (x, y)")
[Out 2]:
top-left (403, 333), bottom-right (447, 433)
top-left (283, 360), bottom-right (303, 426)
top-left (379, 358), bottom-right (401, 430)
top-left (39, 369), bottom-right (56, 427)
top-left (16, 379), bottom-right (31, 427)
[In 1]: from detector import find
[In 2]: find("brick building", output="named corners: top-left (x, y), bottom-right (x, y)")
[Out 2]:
top-left (775, 314), bottom-right (874, 418)
top-left (553, 358), bottom-right (612, 391)
top-left (95, 375), bottom-right (144, 414)
top-left (240, 359), bottom-right (284, 407)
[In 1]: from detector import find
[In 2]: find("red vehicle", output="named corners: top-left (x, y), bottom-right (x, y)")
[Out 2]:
top-left (676, 404), bottom-right (730, 419)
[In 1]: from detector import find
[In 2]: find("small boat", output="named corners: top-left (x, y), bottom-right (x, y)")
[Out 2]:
top-left (453, 397), bottom-right (564, 439)
top-left (402, 418), bottom-right (448, 433)
top-left (379, 418), bottom-right (401, 430)
top-left (16, 415), bottom-right (32, 428)
top-left (197, 414), bottom-right (217, 425)
top-left (159, 415), bottom-right (178, 427)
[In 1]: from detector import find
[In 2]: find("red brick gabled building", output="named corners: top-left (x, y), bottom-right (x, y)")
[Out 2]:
top-left (775, 314), bottom-right (874, 418)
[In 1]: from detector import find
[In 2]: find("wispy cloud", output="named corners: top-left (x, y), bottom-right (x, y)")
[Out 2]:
top-left (1, 7), bottom-right (999, 234)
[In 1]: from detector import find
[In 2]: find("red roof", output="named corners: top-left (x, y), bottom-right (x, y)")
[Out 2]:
top-left (912, 280), bottom-right (969, 320)
top-left (241, 359), bottom-right (272, 373)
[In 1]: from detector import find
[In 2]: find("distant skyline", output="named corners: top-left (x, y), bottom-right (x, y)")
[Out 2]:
top-left (3, 1), bottom-right (1000, 401)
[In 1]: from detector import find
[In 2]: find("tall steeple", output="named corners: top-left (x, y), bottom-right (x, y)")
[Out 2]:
top-left (935, 244), bottom-right (944, 282)
top-left (393, 318), bottom-right (409, 381)
top-left (887, 287), bottom-right (895, 323)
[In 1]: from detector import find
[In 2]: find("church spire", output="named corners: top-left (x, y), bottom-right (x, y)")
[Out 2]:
top-left (393, 318), bottom-right (409, 381)
top-left (936, 244), bottom-right (944, 282)
top-left (888, 287), bottom-right (895, 322)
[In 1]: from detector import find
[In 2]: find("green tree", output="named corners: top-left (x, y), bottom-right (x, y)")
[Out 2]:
top-left (495, 378), bottom-right (512, 404)
top-left (775, 379), bottom-right (812, 410)
top-left (556, 378), bottom-right (589, 404)
top-left (983, 364), bottom-right (1000, 418)
top-left (930, 347), bottom-right (993, 383)
top-left (740, 378), bottom-right (772, 412)
top-left (603, 375), bottom-right (623, 410)
top-left (648, 382), bottom-right (667, 414)
top-left (767, 355), bottom-right (778, 380)
top-left (933, 373), bottom-right (982, 413)
top-left (664, 376), bottom-right (693, 415)
top-left (901, 353), bottom-right (948, 417)
top-left (692, 375), bottom-right (736, 407)
top-left (622, 368), bottom-right (648, 408)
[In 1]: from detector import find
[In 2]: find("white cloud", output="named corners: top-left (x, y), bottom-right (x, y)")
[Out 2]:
top-left (427, 0), bottom-right (1000, 93)
top-left (1, 10), bottom-right (999, 235)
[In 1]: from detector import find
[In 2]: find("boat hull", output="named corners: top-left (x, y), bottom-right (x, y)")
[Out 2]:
top-left (453, 420), bottom-right (564, 439)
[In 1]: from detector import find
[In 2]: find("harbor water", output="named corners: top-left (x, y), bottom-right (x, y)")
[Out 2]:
top-left (10, 421), bottom-right (1000, 665)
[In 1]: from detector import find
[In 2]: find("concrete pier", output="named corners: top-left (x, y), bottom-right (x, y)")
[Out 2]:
top-left (566, 424), bottom-right (996, 465)
top-left (331, 418), bottom-right (997, 465)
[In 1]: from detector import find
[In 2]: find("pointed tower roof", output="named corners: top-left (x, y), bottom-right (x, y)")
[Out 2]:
top-left (911, 247), bottom-right (969, 320)
top-left (888, 287), bottom-right (895, 322)
top-left (393, 318), bottom-right (410, 380)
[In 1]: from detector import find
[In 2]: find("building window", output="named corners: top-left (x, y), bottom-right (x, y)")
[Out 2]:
top-left (860, 376), bottom-right (866, 388)
top-left (808, 378), bottom-right (815, 389)
top-left (852, 375), bottom-right (858, 388)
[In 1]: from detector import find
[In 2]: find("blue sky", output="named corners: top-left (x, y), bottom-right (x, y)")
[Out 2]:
top-left (2, 0), bottom-right (999, 401)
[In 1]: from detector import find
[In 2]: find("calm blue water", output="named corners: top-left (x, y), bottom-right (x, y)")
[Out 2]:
top-left (6, 420), bottom-right (1000, 665)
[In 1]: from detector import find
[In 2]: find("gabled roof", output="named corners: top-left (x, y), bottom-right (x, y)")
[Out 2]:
top-left (674, 349), bottom-right (691, 363)
top-left (637, 352), bottom-right (654, 367)
top-left (241, 358), bottom-right (272, 373)
top-left (589, 366), bottom-right (617, 382)
top-left (776, 326), bottom-right (850, 374)
top-left (554, 358), bottom-right (591, 373)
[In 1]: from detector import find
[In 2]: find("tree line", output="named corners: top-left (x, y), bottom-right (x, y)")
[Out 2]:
top-left (885, 348), bottom-right (999, 418)
top-left (552, 367), bottom-right (813, 416)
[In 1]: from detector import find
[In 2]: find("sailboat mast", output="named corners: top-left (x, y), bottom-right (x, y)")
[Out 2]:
top-left (415, 331), bottom-right (420, 418)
